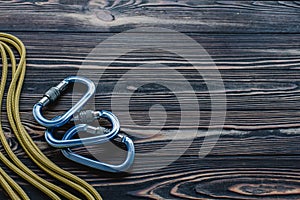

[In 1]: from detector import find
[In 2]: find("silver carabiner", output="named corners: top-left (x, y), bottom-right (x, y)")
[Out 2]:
top-left (33, 76), bottom-right (95, 128)
top-left (45, 110), bottom-right (120, 148)
top-left (61, 133), bottom-right (135, 173)
top-left (46, 110), bottom-right (134, 172)
top-left (33, 77), bottom-right (135, 172)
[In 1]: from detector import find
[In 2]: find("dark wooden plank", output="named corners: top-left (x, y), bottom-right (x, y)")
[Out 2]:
top-left (0, 155), bottom-right (300, 199)
top-left (0, 7), bottom-right (299, 198)
top-left (2, 115), bottom-right (300, 156)
top-left (0, 1), bottom-right (300, 33)
top-left (3, 32), bottom-right (299, 130)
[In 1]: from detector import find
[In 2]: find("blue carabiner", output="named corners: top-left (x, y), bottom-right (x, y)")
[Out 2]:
top-left (45, 110), bottom-right (120, 148)
top-left (33, 76), bottom-right (95, 128)
top-left (61, 133), bottom-right (135, 173)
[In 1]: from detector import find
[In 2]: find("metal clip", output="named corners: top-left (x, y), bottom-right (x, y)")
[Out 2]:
top-left (33, 76), bottom-right (95, 128)
top-left (32, 76), bottom-right (135, 172)
top-left (61, 133), bottom-right (135, 173)
top-left (45, 110), bottom-right (120, 148)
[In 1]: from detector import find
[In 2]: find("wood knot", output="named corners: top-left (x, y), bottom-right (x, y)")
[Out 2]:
top-left (229, 183), bottom-right (300, 196)
top-left (95, 10), bottom-right (115, 22)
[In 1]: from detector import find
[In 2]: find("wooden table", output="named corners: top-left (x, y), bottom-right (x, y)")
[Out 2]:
top-left (1, 1), bottom-right (300, 199)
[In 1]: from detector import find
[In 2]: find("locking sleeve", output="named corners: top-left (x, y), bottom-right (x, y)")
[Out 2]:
top-left (73, 110), bottom-right (97, 124)
top-left (85, 125), bottom-right (109, 135)
top-left (39, 80), bottom-right (69, 106)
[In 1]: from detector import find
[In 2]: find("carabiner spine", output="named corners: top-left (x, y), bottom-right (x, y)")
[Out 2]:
top-left (33, 76), bottom-right (96, 128)
top-left (61, 134), bottom-right (135, 173)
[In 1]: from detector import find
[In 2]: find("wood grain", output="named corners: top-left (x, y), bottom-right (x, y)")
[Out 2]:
top-left (10, 32), bottom-right (300, 130)
top-left (0, 31), bottom-right (296, 199)
top-left (0, 1), bottom-right (300, 33)
top-left (0, 1), bottom-right (300, 199)
top-left (1, 156), bottom-right (300, 199)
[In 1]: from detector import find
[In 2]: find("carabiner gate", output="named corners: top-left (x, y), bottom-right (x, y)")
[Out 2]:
top-left (62, 133), bottom-right (135, 173)
top-left (33, 76), bottom-right (95, 128)
top-left (45, 110), bottom-right (120, 148)
top-left (33, 76), bottom-right (135, 173)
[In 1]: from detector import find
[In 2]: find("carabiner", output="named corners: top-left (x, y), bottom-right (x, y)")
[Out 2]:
top-left (61, 133), bottom-right (135, 173)
top-left (33, 76), bottom-right (95, 128)
top-left (45, 110), bottom-right (120, 148)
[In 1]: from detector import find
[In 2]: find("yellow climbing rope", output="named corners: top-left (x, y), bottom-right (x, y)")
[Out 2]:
top-left (0, 33), bottom-right (102, 199)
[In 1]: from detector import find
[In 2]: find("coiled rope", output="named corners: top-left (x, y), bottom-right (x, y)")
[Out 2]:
top-left (0, 33), bottom-right (102, 199)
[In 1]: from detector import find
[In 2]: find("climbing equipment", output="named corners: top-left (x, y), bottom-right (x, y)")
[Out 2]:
top-left (34, 77), bottom-right (135, 172)
top-left (0, 33), bottom-right (102, 199)
top-left (33, 76), bottom-right (96, 128)
top-left (45, 109), bottom-right (135, 172)
top-left (44, 110), bottom-right (120, 148)
top-left (62, 133), bottom-right (135, 173)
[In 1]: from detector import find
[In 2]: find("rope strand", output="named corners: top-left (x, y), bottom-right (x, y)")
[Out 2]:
top-left (0, 33), bottom-right (102, 200)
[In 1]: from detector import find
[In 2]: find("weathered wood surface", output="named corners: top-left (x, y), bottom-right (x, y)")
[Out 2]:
top-left (0, 1), bottom-right (300, 33)
top-left (0, 0), bottom-right (300, 200)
